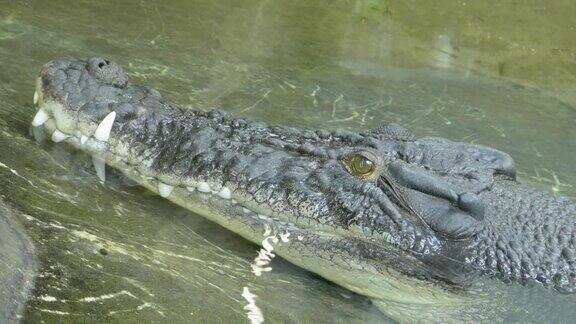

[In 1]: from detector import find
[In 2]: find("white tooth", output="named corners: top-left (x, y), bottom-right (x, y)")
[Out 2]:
top-left (94, 111), bottom-right (116, 142)
top-left (197, 182), bottom-right (211, 193)
top-left (242, 207), bottom-right (251, 214)
top-left (92, 157), bottom-right (106, 182)
top-left (186, 186), bottom-right (196, 192)
top-left (158, 182), bottom-right (174, 198)
top-left (80, 135), bottom-right (88, 145)
top-left (231, 199), bottom-right (237, 205)
top-left (217, 187), bottom-right (232, 199)
top-left (51, 130), bottom-right (69, 143)
top-left (31, 109), bottom-right (49, 126)
top-left (34, 91), bottom-right (39, 105)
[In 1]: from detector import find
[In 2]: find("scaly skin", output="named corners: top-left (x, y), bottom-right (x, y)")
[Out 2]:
top-left (31, 58), bottom-right (576, 321)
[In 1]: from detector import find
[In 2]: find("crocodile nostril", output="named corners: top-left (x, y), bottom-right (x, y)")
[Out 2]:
top-left (87, 58), bottom-right (129, 88)
top-left (98, 59), bottom-right (111, 69)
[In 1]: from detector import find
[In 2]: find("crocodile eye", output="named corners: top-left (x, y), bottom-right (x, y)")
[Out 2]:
top-left (343, 152), bottom-right (379, 180)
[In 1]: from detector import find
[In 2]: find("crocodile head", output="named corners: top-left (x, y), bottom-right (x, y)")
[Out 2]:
top-left (32, 58), bottom-right (576, 313)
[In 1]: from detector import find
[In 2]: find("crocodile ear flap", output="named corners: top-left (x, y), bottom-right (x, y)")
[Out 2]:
top-left (385, 162), bottom-right (485, 239)
top-left (422, 204), bottom-right (484, 239)
top-left (397, 189), bottom-right (484, 239)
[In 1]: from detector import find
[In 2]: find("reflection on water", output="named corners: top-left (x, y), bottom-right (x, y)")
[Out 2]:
top-left (0, 0), bottom-right (575, 322)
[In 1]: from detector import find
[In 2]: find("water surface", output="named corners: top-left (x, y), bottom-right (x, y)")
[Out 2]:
top-left (0, 0), bottom-right (575, 322)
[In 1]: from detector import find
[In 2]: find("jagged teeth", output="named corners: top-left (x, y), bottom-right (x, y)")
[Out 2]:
top-left (183, 182), bottom-right (238, 203)
top-left (34, 91), bottom-right (39, 105)
top-left (31, 109), bottom-right (49, 126)
top-left (94, 111), bottom-right (116, 142)
top-left (197, 182), bottom-right (211, 193)
top-left (51, 130), bottom-right (69, 143)
top-left (92, 157), bottom-right (106, 182)
top-left (217, 187), bottom-right (232, 199)
top-left (153, 178), bottom-right (289, 227)
top-left (158, 182), bottom-right (174, 198)
top-left (80, 135), bottom-right (88, 145)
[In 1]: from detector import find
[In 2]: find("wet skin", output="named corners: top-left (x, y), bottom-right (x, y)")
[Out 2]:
top-left (30, 58), bottom-right (576, 320)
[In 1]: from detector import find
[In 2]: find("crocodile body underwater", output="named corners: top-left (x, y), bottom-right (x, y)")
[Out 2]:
top-left (30, 58), bottom-right (576, 321)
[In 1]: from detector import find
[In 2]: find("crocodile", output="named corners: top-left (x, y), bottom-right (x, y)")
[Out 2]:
top-left (30, 58), bottom-right (576, 321)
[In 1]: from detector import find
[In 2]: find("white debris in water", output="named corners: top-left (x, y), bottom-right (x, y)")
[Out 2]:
top-left (0, 161), bottom-right (38, 188)
top-left (0, 162), bottom-right (20, 176)
top-left (242, 287), bottom-right (264, 324)
top-left (37, 308), bottom-right (74, 315)
top-left (297, 236), bottom-right (303, 241)
top-left (280, 231), bottom-right (290, 243)
top-left (244, 221), bottom-right (298, 324)
top-left (77, 290), bottom-right (138, 303)
top-left (261, 235), bottom-right (275, 252)
top-left (251, 234), bottom-right (277, 276)
top-left (263, 224), bottom-right (271, 237)
top-left (38, 295), bottom-right (58, 302)
top-left (48, 222), bottom-right (66, 230)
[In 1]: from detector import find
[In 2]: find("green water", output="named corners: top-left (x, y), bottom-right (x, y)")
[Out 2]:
top-left (0, 0), bottom-right (575, 322)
